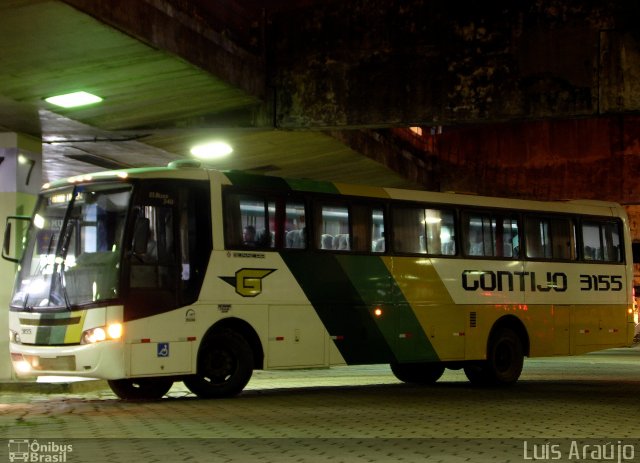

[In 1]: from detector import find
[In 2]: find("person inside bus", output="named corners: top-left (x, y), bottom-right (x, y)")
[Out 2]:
top-left (243, 225), bottom-right (257, 246)
top-left (511, 233), bottom-right (519, 258)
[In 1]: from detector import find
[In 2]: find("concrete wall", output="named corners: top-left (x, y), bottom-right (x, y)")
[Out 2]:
top-left (0, 133), bottom-right (40, 381)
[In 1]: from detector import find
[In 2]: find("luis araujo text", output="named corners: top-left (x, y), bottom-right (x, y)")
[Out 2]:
top-left (523, 440), bottom-right (636, 462)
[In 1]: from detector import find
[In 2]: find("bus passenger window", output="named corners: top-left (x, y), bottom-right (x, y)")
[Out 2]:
top-left (223, 192), bottom-right (275, 249)
top-left (581, 220), bottom-right (621, 262)
top-left (464, 212), bottom-right (518, 258)
top-left (372, 208), bottom-right (385, 253)
top-left (525, 216), bottom-right (575, 260)
top-left (317, 204), bottom-right (350, 251)
top-left (285, 201), bottom-right (306, 249)
top-left (392, 207), bottom-right (425, 254)
top-left (391, 207), bottom-right (455, 255)
top-left (424, 209), bottom-right (455, 255)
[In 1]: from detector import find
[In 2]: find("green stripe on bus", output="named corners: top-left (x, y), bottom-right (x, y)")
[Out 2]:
top-left (224, 172), bottom-right (292, 191)
top-left (285, 178), bottom-right (340, 194)
top-left (335, 255), bottom-right (439, 363)
top-left (281, 252), bottom-right (394, 364)
top-left (224, 171), bottom-right (339, 194)
top-left (35, 326), bottom-right (51, 345)
top-left (35, 321), bottom-right (69, 345)
top-left (50, 325), bottom-right (67, 344)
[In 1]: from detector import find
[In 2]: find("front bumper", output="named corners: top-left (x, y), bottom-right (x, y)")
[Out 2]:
top-left (10, 340), bottom-right (126, 380)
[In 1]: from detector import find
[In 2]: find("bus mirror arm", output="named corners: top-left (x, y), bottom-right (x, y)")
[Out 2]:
top-left (2, 216), bottom-right (30, 263)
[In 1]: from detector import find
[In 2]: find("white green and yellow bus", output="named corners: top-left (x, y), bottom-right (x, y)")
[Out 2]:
top-left (3, 162), bottom-right (636, 399)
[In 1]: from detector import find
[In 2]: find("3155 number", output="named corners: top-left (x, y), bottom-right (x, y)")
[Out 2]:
top-left (579, 274), bottom-right (623, 291)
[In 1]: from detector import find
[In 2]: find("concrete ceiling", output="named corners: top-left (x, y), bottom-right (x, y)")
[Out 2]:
top-left (0, 0), bottom-right (416, 188)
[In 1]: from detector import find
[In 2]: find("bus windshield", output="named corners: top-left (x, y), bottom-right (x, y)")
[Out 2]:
top-left (11, 183), bottom-right (132, 310)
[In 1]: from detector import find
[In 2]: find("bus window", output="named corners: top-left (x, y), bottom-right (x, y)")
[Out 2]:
top-left (581, 220), bottom-right (622, 262)
top-left (372, 208), bottom-right (385, 253)
top-left (130, 204), bottom-right (175, 287)
top-left (347, 203), bottom-right (383, 253)
top-left (525, 216), bottom-right (575, 260)
top-left (317, 204), bottom-right (350, 251)
top-left (425, 209), bottom-right (455, 255)
top-left (464, 211), bottom-right (518, 258)
top-left (179, 183), bottom-right (212, 305)
top-left (392, 206), bottom-right (455, 255)
top-left (284, 201), bottom-right (306, 249)
top-left (224, 193), bottom-right (275, 249)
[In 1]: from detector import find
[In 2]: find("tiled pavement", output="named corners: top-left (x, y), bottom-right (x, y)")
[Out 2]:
top-left (1, 346), bottom-right (639, 462)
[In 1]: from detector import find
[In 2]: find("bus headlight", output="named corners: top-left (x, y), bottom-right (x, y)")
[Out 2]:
top-left (81, 323), bottom-right (123, 344)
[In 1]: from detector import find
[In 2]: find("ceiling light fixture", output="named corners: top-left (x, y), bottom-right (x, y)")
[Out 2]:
top-left (190, 141), bottom-right (233, 160)
top-left (45, 91), bottom-right (103, 108)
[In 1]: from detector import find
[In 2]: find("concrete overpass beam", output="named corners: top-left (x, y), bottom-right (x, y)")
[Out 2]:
top-left (271, 0), bottom-right (640, 129)
top-left (62, 0), bottom-right (270, 126)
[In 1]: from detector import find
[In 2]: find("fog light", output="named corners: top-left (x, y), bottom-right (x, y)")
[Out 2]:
top-left (11, 354), bottom-right (31, 374)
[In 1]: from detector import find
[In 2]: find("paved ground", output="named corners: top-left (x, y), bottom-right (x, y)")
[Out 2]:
top-left (1, 345), bottom-right (639, 462)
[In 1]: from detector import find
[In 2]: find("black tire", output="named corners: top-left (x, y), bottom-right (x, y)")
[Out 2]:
top-left (464, 327), bottom-right (524, 386)
top-left (183, 329), bottom-right (254, 398)
top-left (390, 362), bottom-right (445, 384)
top-left (108, 377), bottom-right (173, 400)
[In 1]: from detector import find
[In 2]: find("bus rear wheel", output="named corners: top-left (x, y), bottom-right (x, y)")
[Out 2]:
top-left (390, 362), bottom-right (445, 384)
top-left (107, 377), bottom-right (173, 400)
top-left (183, 329), bottom-right (254, 398)
top-left (464, 327), bottom-right (524, 386)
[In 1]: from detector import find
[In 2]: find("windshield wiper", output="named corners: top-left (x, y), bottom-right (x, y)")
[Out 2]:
top-left (49, 188), bottom-right (78, 311)
top-left (57, 262), bottom-right (72, 310)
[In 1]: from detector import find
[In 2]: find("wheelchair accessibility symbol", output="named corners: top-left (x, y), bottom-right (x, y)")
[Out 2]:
top-left (157, 343), bottom-right (169, 357)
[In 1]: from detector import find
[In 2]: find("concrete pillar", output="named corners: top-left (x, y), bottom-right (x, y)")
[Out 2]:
top-left (0, 133), bottom-right (41, 381)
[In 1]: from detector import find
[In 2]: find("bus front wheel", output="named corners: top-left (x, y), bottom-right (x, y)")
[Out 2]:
top-left (183, 329), bottom-right (254, 398)
top-left (390, 362), bottom-right (445, 384)
top-left (107, 377), bottom-right (173, 400)
top-left (464, 327), bottom-right (524, 386)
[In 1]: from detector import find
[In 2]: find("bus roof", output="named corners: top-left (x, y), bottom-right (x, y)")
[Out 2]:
top-left (42, 161), bottom-right (624, 218)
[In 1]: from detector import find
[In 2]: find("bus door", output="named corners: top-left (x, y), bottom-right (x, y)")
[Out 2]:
top-left (123, 181), bottom-right (212, 376)
top-left (125, 184), bottom-right (181, 320)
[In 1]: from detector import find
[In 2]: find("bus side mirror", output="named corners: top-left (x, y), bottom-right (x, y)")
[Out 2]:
top-left (132, 217), bottom-right (150, 255)
top-left (2, 222), bottom-right (12, 259)
top-left (2, 216), bottom-right (31, 263)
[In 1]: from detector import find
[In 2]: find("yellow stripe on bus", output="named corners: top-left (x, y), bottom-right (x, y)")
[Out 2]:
top-left (64, 310), bottom-right (86, 344)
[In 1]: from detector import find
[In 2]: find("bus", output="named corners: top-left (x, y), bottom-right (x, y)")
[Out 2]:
top-left (3, 161), bottom-right (636, 399)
